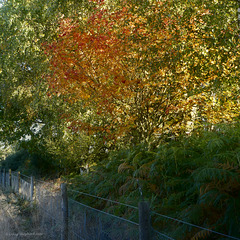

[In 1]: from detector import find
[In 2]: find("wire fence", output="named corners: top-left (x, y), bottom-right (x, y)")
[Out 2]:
top-left (34, 179), bottom-right (62, 239)
top-left (151, 211), bottom-right (240, 240)
top-left (68, 198), bottom-right (139, 240)
top-left (0, 169), bottom-right (141, 240)
top-left (0, 168), bottom-right (239, 240)
top-left (66, 187), bottom-right (240, 240)
top-left (11, 172), bottom-right (19, 193)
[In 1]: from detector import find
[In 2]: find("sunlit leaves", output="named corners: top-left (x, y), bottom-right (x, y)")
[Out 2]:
top-left (44, 0), bottom-right (239, 143)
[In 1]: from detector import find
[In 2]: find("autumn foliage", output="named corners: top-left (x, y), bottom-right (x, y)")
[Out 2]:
top-left (44, 0), bottom-right (240, 143)
top-left (1, 1), bottom-right (240, 238)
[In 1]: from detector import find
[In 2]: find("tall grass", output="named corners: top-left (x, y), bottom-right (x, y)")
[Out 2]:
top-left (0, 188), bottom-right (59, 240)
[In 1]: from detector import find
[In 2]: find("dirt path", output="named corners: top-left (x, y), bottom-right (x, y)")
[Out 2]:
top-left (0, 189), bottom-right (47, 240)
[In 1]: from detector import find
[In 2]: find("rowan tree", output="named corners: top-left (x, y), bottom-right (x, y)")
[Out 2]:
top-left (44, 0), bottom-right (240, 144)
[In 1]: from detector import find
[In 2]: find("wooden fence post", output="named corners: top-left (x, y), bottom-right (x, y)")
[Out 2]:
top-left (61, 183), bottom-right (68, 240)
top-left (9, 169), bottom-right (11, 188)
top-left (17, 172), bottom-right (20, 194)
top-left (1, 169), bottom-right (2, 186)
top-left (30, 176), bottom-right (34, 202)
top-left (138, 201), bottom-right (152, 240)
top-left (3, 169), bottom-right (5, 188)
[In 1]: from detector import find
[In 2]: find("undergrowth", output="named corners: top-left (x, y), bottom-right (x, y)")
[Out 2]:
top-left (65, 123), bottom-right (240, 239)
top-left (0, 189), bottom-right (47, 240)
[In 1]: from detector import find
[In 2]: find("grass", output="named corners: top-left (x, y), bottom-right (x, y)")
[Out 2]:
top-left (0, 186), bottom-right (60, 240)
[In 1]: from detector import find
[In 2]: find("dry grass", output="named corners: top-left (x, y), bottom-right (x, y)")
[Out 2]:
top-left (34, 181), bottom-right (62, 239)
top-left (0, 188), bottom-right (53, 240)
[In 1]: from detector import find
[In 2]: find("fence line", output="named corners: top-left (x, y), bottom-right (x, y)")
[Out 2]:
top-left (69, 198), bottom-right (139, 226)
top-left (153, 230), bottom-right (175, 240)
top-left (19, 173), bottom-right (31, 179)
top-left (68, 188), bottom-right (138, 210)
top-left (68, 186), bottom-right (240, 240)
top-left (1, 168), bottom-right (239, 240)
top-left (69, 228), bottom-right (84, 240)
top-left (151, 211), bottom-right (240, 240)
top-left (0, 169), bottom-right (147, 240)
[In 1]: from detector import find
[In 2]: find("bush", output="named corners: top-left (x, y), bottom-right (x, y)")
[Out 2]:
top-left (1, 149), bottom-right (29, 171)
top-left (1, 149), bottom-right (60, 177)
top-left (66, 123), bottom-right (240, 239)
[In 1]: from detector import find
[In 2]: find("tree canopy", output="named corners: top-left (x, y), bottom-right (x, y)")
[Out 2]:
top-left (44, 0), bottom-right (240, 144)
top-left (0, 0), bottom-right (239, 167)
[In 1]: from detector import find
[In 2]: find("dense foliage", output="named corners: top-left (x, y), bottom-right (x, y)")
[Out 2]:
top-left (0, 0), bottom-right (239, 164)
top-left (66, 123), bottom-right (240, 239)
top-left (0, 0), bottom-right (240, 238)
top-left (45, 0), bottom-right (240, 144)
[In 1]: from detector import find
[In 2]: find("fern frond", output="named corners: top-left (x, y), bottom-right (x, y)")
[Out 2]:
top-left (137, 160), bottom-right (155, 178)
top-left (149, 183), bottom-right (158, 193)
top-left (206, 137), bottom-right (224, 152)
top-left (217, 162), bottom-right (238, 171)
top-left (191, 229), bottom-right (211, 240)
top-left (118, 162), bottom-right (134, 173)
top-left (119, 181), bottom-right (130, 195)
top-left (118, 176), bottom-right (133, 195)
top-left (192, 167), bottom-right (237, 183)
top-left (132, 152), bottom-right (143, 167)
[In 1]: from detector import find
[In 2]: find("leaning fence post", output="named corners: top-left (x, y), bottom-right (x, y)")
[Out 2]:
top-left (30, 176), bottom-right (34, 202)
top-left (9, 169), bottom-right (12, 188)
top-left (138, 201), bottom-right (152, 240)
top-left (1, 169), bottom-right (3, 187)
top-left (17, 171), bottom-right (20, 194)
top-left (3, 169), bottom-right (5, 188)
top-left (61, 183), bottom-right (68, 240)
top-left (16, 172), bottom-right (20, 194)
top-left (6, 169), bottom-right (9, 188)
top-left (1, 169), bottom-right (3, 186)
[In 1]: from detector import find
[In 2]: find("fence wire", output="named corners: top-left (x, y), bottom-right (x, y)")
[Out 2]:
top-left (68, 198), bottom-right (139, 240)
top-left (20, 178), bottom-right (31, 200)
top-left (11, 172), bottom-right (19, 193)
top-left (34, 180), bottom-right (62, 239)
top-left (68, 188), bottom-right (138, 210)
top-left (151, 211), bottom-right (240, 240)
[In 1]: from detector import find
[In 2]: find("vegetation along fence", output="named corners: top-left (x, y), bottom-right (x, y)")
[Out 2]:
top-left (0, 168), bottom-right (239, 240)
